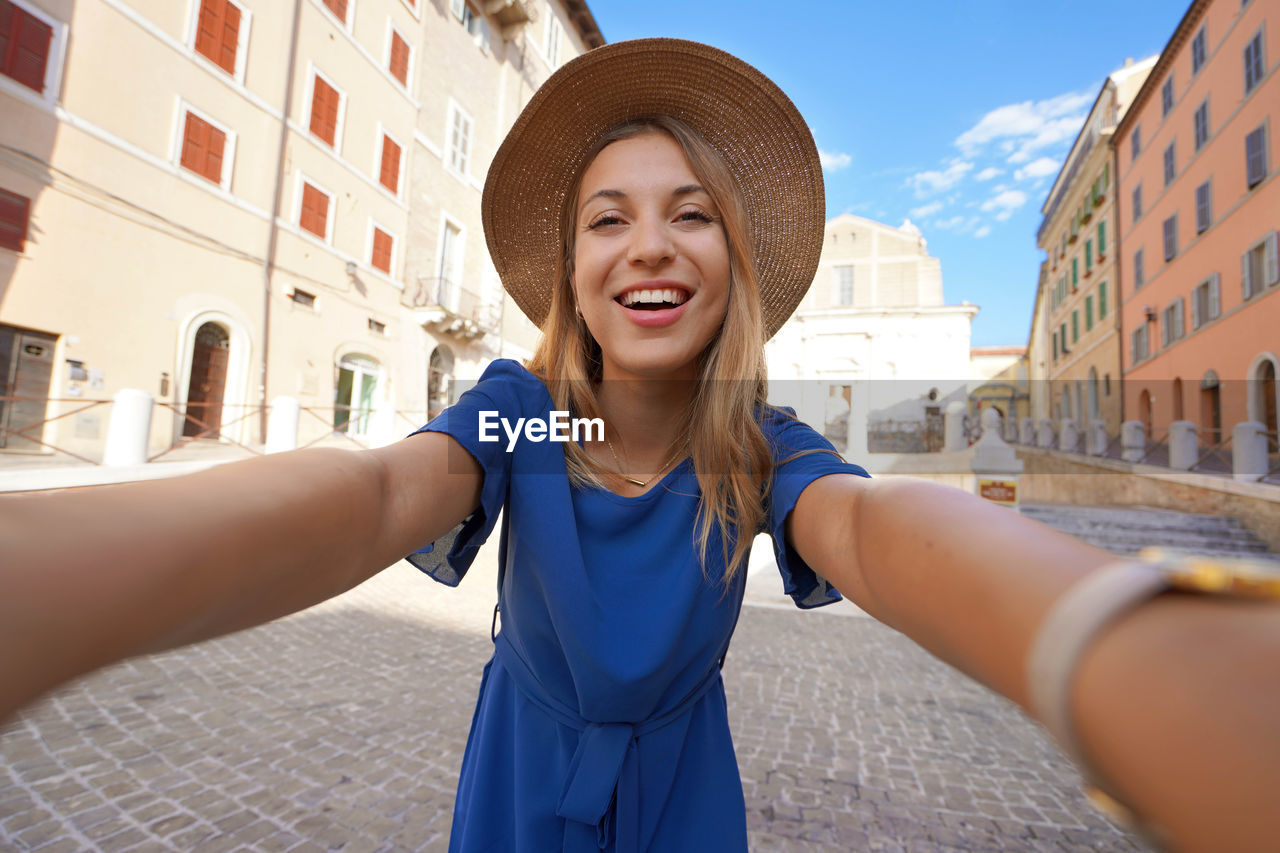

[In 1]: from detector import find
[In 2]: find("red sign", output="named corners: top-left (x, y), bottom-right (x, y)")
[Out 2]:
top-left (978, 479), bottom-right (1017, 504)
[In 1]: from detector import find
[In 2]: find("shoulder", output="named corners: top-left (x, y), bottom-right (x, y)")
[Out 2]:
top-left (758, 405), bottom-right (824, 454)
top-left (464, 359), bottom-right (553, 410)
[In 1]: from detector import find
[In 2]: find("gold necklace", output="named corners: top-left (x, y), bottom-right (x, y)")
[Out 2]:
top-left (605, 438), bottom-right (687, 488)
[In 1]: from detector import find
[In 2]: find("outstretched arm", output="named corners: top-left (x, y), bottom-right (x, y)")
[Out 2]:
top-left (788, 474), bottom-right (1280, 852)
top-left (0, 432), bottom-right (481, 721)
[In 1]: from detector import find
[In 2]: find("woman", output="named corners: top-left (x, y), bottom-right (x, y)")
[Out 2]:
top-left (2, 39), bottom-right (1278, 852)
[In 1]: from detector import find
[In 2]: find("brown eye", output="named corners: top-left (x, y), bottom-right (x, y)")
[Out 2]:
top-left (587, 214), bottom-right (624, 230)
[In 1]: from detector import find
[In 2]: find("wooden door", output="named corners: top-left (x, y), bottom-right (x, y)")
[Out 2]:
top-left (183, 323), bottom-right (229, 438)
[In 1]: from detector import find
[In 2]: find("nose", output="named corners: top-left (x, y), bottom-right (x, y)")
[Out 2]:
top-left (626, 216), bottom-right (675, 267)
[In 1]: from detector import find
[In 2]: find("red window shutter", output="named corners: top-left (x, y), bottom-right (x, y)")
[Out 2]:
top-left (379, 135), bottom-right (401, 193)
top-left (389, 31), bottom-right (409, 85)
top-left (310, 75), bottom-right (338, 146)
top-left (180, 112), bottom-right (227, 184)
top-left (300, 183), bottom-right (329, 238)
top-left (1, 2), bottom-right (53, 93)
top-left (0, 187), bottom-right (30, 252)
top-left (372, 228), bottom-right (393, 273)
top-left (194, 0), bottom-right (239, 75)
top-left (322, 0), bottom-right (348, 21)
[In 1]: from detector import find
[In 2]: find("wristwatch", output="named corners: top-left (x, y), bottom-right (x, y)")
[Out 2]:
top-left (1027, 548), bottom-right (1280, 838)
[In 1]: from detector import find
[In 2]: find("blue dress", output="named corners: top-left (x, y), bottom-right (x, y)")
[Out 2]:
top-left (407, 359), bottom-right (868, 852)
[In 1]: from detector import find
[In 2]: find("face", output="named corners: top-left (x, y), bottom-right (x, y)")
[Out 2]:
top-left (572, 131), bottom-right (731, 383)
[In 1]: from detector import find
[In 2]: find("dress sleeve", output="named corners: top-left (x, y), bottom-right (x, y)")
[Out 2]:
top-left (763, 407), bottom-right (871, 609)
top-left (403, 359), bottom-right (533, 586)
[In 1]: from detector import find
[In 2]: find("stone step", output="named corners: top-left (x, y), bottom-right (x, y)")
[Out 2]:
top-left (1018, 503), bottom-right (1278, 562)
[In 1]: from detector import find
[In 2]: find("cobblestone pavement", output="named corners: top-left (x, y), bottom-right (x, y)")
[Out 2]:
top-left (1, 537), bottom-right (1145, 852)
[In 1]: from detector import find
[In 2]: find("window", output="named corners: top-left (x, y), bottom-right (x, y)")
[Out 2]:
top-left (1072, 310), bottom-right (1079, 343)
top-left (1132, 184), bottom-right (1143, 221)
top-left (1192, 26), bottom-right (1207, 75)
top-left (0, 187), bottom-right (30, 252)
top-left (437, 218), bottom-right (463, 304)
top-left (1053, 330), bottom-right (1059, 361)
top-left (371, 225), bottom-right (394, 274)
top-left (309, 71), bottom-right (343, 149)
top-left (179, 108), bottom-right (230, 186)
top-left (1099, 280), bottom-right (1108, 319)
top-left (1192, 274), bottom-right (1220, 329)
top-left (1097, 220), bottom-right (1106, 257)
top-left (1193, 100), bottom-right (1210, 151)
top-left (0, 0), bottom-right (53, 93)
top-left (1134, 248), bottom-right (1145, 289)
top-left (451, 0), bottom-right (486, 47)
top-left (1085, 295), bottom-right (1094, 331)
top-left (1161, 299), bottom-right (1185, 347)
top-left (544, 13), bottom-right (563, 68)
top-left (1245, 125), bottom-right (1268, 189)
top-left (1195, 180), bottom-right (1212, 233)
top-left (1163, 214), bottom-right (1178, 261)
top-left (1072, 257), bottom-right (1078, 288)
top-left (446, 102), bottom-right (473, 176)
top-left (1060, 322), bottom-right (1069, 353)
top-left (1131, 124), bottom-right (1141, 159)
top-left (299, 180), bottom-right (331, 241)
top-left (194, 0), bottom-right (244, 77)
top-left (290, 287), bottom-right (316, 308)
top-left (833, 265), bottom-right (853, 305)
top-left (388, 28), bottom-right (410, 87)
top-left (368, 318), bottom-right (386, 335)
top-left (1163, 141), bottom-right (1176, 187)
top-left (378, 132), bottom-right (401, 194)
top-left (1131, 325), bottom-right (1149, 364)
top-left (1085, 239), bottom-right (1093, 272)
top-left (1242, 232), bottom-right (1279, 299)
top-left (320, 0), bottom-right (349, 27)
top-left (1244, 31), bottom-right (1265, 95)
top-left (1161, 76), bottom-right (1174, 116)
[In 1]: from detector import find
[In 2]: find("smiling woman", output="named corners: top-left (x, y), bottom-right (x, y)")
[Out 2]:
top-left (2, 36), bottom-right (1279, 853)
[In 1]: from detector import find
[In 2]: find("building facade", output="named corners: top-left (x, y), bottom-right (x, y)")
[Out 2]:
top-left (1115, 0), bottom-right (1278, 446)
top-left (0, 0), bottom-right (602, 460)
top-left (766, 214), bottom-right (977, 458)
top-left (1035, 56), bottom-right (1154, 442)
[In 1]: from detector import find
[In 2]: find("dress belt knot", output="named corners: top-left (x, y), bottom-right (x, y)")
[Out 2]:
top-left (493, 632), bottom-right (723, 853)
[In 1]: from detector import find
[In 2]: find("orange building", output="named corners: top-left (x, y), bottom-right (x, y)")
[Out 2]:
top-left (1115, 0), bottom-right (1278, 447)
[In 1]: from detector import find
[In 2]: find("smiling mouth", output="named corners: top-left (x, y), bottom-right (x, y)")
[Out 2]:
top-left (617, 288), bottom-right (690, 311)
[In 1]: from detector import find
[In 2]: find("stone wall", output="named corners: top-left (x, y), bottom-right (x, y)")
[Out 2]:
top-left (1014, 446), bottom-right (1280, 551)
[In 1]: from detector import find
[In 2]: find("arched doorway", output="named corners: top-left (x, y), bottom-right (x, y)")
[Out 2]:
top-left (334, 354), bottom-right (382, 437)
top-left (1087, 368), bottom-right (1100, 422)
top-left (1200, 371), bottom-right (1221, 441)
top-left (1171, 377), bottom-right (1184, 422)
top-left (1254, 359), bottom-right (1277, 452)
top-left (183, 322), bottom-right (230, 438)
top-left (1138, 389), bottom-right (1153, 438)
top-left (1061, 386), bottom-right (1072, 421)
top-left (428, 345), bottom-right (455, 419)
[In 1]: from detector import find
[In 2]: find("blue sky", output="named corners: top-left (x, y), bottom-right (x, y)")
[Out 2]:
top-left (587, 1), bottom-right (1191, 346)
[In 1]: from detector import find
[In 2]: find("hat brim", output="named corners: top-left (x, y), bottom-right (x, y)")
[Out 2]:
top-left (481, 38), bottom-right (825, 340)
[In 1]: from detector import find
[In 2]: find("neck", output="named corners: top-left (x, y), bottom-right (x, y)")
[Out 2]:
top-left (595, 372), bottom-right (695, 463)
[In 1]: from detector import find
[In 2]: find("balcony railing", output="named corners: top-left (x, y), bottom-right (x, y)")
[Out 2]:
top-left (402, 277), bottom-right (500, 341)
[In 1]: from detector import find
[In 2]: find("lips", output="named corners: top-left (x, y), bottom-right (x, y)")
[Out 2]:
top-left (612, 284), bottom-right (691, 328)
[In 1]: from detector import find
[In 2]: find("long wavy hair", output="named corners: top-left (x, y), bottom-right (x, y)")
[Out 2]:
top-left (527, 116), bottom-right (773, 587)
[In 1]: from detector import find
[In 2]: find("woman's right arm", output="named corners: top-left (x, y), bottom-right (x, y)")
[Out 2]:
top-left (0, 431), bottom-right (481, 720)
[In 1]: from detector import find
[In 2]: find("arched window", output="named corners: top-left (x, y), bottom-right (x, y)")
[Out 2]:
top-left (1252, 358), bottom-right (1278, 452)
top-left (335, 354), bottom-right (382, 437)
top-left (428, 345), bottom-right (456, 419)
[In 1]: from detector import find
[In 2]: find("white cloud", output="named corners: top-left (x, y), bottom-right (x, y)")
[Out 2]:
top-left (955, 91), bottom-right (1093, 155)
top-left (909, 201), bottom-right (944, 219)
top-left (974, 225), bottom-right (992, 238)
top-left (975, 167), bottom-right (1003, 181)
top-left (980, 189), bottom-right (1028, 222)
top-left (1014, 157), bottom-right (1059, 181)
top-left (935, 215), bottom-right (967, 231)
top-left (907, 159), bottom-right (974, 197)
top-left (819, 149), bottom-right (852, 171)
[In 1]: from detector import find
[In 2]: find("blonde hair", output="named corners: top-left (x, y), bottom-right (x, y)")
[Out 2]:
top-left (527, 116), bottom-right (773, 587)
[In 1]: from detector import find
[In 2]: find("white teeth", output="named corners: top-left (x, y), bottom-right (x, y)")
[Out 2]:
top-left (620, 288), bottom-right (688, 306)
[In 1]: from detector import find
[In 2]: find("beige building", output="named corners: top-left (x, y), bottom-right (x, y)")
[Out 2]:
top-left (0, 0), bottom-right (602, 461)
top-left (767, 214), bottom-right (977, 457)
top-left (1033, 56), bottom-right (1155, 442)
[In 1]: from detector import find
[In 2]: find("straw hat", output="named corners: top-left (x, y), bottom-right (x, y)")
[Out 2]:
top-left (481, 38), bottom-right (825, 339)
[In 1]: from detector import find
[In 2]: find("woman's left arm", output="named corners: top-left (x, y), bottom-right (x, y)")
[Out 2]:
top-left (787, 473), bottom-right (1280, 851)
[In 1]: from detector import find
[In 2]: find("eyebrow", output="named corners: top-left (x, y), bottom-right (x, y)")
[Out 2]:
top-left (582, 184), bottom-right (709, 205)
